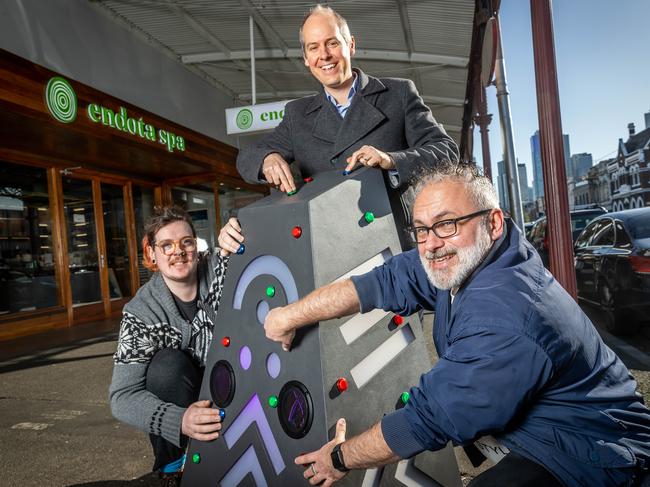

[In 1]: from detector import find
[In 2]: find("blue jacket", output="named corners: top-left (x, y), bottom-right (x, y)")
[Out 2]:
top-left (351, 221), bottom-right (650, 486)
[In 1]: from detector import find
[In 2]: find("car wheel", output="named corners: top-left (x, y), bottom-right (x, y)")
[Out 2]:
top-left (599, 282), bottom-right (638, 336)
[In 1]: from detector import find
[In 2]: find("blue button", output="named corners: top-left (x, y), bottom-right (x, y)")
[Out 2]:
top-left (219, 409), bottom-right (226, 419)
top-left (236, 244), bottom-right (245, 255)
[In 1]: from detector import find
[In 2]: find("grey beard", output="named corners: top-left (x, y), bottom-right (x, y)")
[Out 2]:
top-left (419, 225), bottom-right (493, 290)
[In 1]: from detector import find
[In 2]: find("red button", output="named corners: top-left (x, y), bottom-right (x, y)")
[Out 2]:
top-left (393, 315), bottom-right (404, 326)
top-left (303, 177), bottom-right (314, 182)
top-left (336, 378), bottom-right (348, 392)
top-left (292, 226), bottom-right (302, 238)
top-left (222, 336), bottom-right (231, 347)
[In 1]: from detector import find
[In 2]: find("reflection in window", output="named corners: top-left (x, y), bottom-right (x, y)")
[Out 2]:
top-left (218, 183), bottom-right (265, 226)
top-left (102, 183), bottom-right (131, 299)
top-left (63, 177), bottom-right (102, 306)
top-left (0, 162), bottom-right (59, 314)
top-left (133, 185), bottom-right (155, 286)
top-left (172, 186), bottom-right (218, 249)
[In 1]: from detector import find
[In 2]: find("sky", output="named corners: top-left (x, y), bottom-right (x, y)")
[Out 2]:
top-left (474, 0), bottom-right (650, 187)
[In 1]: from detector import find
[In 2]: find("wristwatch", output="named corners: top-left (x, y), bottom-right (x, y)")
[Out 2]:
top-left (331, 442), bottom-right (350, 472)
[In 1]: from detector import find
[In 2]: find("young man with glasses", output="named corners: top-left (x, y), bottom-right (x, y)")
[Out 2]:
top-left (264, 161), bottom-right (650, 486)
top-left (109, 205), bottom-right (244, 486)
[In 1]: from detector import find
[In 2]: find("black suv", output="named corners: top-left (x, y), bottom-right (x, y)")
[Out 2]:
top-left (528, 207), bottom-right (607, 268)
top-left (574, 208), bottom-right (650, 335)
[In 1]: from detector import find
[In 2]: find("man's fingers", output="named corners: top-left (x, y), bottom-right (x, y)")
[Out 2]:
top-left (224, 226), bottom-right (244, 243)
top-left (295, 451), bottom-right (317, 466)
top-left (227, 217), bottom-right (242, 233)
top-left (192, 431), bottom-right (220, 442)
top-left (335, 418), bottom-right (346, 442)
top-left (344, 158), bottom-right (357, 172)
top-left (195, 411), bottom-right (222, 424)
top-left (277, 165), bottom-right (295, 193)
top-left (282, 331), bottom-right (295, 352)
top-left (192, 422), bottom-right (222, 434)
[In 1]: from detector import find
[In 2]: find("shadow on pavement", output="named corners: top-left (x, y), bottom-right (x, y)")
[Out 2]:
top-left (0, 333), bottom-right (117, 374)
top-left (67, 471), bottom-right (159, 486)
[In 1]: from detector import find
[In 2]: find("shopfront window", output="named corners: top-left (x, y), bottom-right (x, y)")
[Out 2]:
top-left (172, 186), bottom-right (218, 250)
top-left (62, 177), bottom-right (102, 306)
top-left (0, 162), bottom-right (58, 315)
top-left (133, 185), bottom-right (155, 286)
top-left (217, 183), bottom-right (265, 225)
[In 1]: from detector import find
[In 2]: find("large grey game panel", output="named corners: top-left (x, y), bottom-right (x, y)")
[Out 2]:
top-left (182, 168), bottom-right (461, 487)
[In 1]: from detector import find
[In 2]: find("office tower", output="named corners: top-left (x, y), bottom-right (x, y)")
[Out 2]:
top-left (571, 153), bottom-right (593, 180)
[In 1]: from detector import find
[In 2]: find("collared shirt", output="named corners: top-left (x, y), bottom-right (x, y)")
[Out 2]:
top-left (325, 73), bottom-right (399, 183)
top-left (325, 73), bottom-right (358, 118)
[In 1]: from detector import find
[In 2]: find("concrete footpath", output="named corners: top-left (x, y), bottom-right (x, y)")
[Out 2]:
top-left (0, 322), bottom-right (159, 486)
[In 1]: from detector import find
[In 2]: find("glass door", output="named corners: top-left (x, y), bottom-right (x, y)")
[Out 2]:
top-left (101, 182), bottom-right (133, 313)
top-left (62, 177), bottom-right (136, 321)
top-left (62, 177), bottom-right (103, 319)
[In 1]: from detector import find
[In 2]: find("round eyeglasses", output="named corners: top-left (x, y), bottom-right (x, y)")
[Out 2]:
top-left (154, 236), bottom-right (197, 256)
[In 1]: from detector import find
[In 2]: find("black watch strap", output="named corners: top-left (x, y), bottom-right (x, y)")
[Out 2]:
top-left (331, 442), bottom-right (350, 472)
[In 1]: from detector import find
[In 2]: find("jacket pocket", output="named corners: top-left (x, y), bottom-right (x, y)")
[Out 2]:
top-left (552, 427), bottom-right (636, 468)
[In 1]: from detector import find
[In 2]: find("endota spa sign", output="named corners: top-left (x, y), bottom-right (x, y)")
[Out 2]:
top-left (226, 100), bottom-right (292, 135)
top-left (45, 76), bottom-right (185, 153)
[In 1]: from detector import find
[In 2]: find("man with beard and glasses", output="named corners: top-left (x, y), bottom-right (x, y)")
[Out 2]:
top-left (263, 161), bottom-right (650, 487)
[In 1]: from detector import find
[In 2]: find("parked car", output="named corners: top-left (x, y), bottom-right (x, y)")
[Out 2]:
top-left (528, 207), bottom-right (607, 267)
top-left (573, 207), bottom-right (650, 335)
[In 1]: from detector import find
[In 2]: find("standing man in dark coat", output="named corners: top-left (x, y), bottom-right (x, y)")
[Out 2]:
top-left (236, 4), bottom-right (459, 247)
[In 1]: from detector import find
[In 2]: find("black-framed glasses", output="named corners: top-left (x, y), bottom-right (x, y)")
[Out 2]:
top-left (154, 236), bottom-right (197, 256)
top-left (408, 209), bottom-right (492, 243)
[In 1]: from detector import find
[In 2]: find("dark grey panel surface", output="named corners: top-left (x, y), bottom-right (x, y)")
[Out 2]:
top-left (183, 168), bottom-right (460, 487)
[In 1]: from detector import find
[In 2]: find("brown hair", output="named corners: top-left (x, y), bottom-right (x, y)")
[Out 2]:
top-left (142, 205), bottom-right (196, 272)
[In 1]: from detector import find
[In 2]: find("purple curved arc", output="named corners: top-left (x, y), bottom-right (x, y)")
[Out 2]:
top-left (233, 255), bottom-right (299, 309)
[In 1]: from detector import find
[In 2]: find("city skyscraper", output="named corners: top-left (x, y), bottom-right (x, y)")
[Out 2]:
top-left (497, 159), bottom-right (509, 212)
top-left (530, 130), bottom-right (572, 200)
top-left (571, 153), bottom-right (593, 180)
top-left (517, 162), bottom-right (533, 203)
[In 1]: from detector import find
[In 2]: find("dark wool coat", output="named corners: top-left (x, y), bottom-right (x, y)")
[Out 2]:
top-left (236, 69), bottom-right (460, 245)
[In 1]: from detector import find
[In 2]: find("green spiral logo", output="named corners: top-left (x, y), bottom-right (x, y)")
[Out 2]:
top-left (236, 108), bottom-right (253, 130)
top-left (45, 77), bottom-right (77, 124)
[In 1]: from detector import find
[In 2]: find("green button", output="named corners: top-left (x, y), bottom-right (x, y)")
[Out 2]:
top-left (400, 391), bottom-right (410, 404)
top-left (266, 286), bottom-right (275, 297)
top-left (268, 395), bottom-right (278, 408)
top-left (192, 453), bottom-right (201, 464)
top-left (287, 189), bottom-right (297, 196)
top-left (364, 211), bottom-right (375, 223)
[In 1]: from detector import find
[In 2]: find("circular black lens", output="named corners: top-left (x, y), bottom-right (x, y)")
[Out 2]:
top-left (210, 360), bottom-right (235, 408)
top-left (278, 381), bottom-right (313, 439)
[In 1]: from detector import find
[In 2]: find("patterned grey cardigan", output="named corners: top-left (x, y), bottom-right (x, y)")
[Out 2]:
top-left (109, 249), bottom-right (228, 447)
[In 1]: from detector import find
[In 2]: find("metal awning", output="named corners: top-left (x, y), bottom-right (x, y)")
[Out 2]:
top-left (90, 0), bottom-right (477, 142)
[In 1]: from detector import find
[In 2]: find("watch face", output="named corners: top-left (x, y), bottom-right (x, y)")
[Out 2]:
top-left (277, 381), bottom-right (313, 439)
top-left (210, 360), bottom-right (235, 407)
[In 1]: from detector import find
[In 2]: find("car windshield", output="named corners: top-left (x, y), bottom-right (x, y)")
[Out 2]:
top-left (571, 212), bottom-right (603, 233)
top-left (627, 214), bottom-right (650, 239)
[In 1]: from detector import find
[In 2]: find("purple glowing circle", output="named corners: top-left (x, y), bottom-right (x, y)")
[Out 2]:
top-left (266, 353), bottom-right (281, 379)
top-left (239, 346), bottom-right (252, 370)
top-left (257, 300), bottom-right (270, 325)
